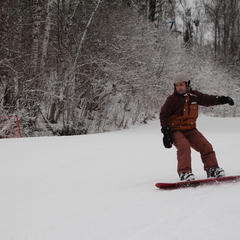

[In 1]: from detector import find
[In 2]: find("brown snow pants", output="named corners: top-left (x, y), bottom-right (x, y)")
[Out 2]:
top-left (172, 129), bottom-right (219, 174)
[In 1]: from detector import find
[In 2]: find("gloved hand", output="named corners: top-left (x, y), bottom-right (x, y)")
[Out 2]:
top-left (218, 96), bottom-right (234, 106)
top-left (161, 126), bottom-right (173, 149)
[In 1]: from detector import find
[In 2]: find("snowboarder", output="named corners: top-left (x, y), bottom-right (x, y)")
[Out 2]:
top-left (160, 72), bottom-right (234, 181)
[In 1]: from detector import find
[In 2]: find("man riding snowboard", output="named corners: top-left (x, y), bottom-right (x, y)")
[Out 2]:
top-left (160, 72), bottom-right (234, 181)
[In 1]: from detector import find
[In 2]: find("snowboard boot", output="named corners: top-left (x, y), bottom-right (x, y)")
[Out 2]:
top-left (207, 166), bottom-right (225, 178)
top-left (179, 172), bottom-right (195, 181)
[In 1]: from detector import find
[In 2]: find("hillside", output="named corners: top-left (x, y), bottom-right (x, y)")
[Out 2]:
top-left (1, 115), bottom-right (240, 240)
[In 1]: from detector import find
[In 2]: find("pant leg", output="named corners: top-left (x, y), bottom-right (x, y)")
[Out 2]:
top-left (172, 131), bottom-right (192, 174)
top-left (185, 129), bottom-right (219, 171)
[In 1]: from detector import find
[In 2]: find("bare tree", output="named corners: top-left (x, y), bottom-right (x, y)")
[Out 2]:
top-left (5, 0), bottom-right (236, 137)
top-left (204, 0), bottom-right (239, 63)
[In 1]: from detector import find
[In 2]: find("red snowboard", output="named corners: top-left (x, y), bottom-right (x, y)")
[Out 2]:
top-left (155, 175), bottom-right (240, 190)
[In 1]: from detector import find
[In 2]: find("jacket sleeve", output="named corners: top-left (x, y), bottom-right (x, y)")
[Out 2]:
top-left (160, 96), bottom-right (174, 128)
top-left (195, 91), bottom-right (219, 106)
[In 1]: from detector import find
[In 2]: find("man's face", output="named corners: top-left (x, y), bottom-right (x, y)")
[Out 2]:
top-left (175, 81), bottom-right (187, 94)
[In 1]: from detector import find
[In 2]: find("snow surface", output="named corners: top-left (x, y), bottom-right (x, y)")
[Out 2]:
top-left (1, 115), bottom-right (240, 240)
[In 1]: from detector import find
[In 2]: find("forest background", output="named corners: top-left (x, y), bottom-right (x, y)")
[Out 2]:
top-left (1, 0), bottom-right (240, 137)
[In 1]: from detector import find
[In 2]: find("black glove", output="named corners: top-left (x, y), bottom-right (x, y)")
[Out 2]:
top-left (161, 126), bottom-right (173, 149)
top-left (218, 96), bottom-right (234, 106)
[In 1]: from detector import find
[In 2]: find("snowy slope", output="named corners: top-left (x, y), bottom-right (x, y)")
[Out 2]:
top-left (1, 115), bottom-right (240, 240)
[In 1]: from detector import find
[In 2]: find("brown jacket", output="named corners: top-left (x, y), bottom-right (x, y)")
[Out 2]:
top-left (160, 89), bottom-right (220, 131)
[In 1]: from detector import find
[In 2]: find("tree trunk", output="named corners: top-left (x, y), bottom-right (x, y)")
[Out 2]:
top-left (40, 0), bottom-right (56, 71)
top-left (32, 3), bottom-right (42, 72)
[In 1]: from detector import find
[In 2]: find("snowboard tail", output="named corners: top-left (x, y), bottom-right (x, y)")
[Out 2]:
top-left (155, 175), bottom-right (240, 190)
